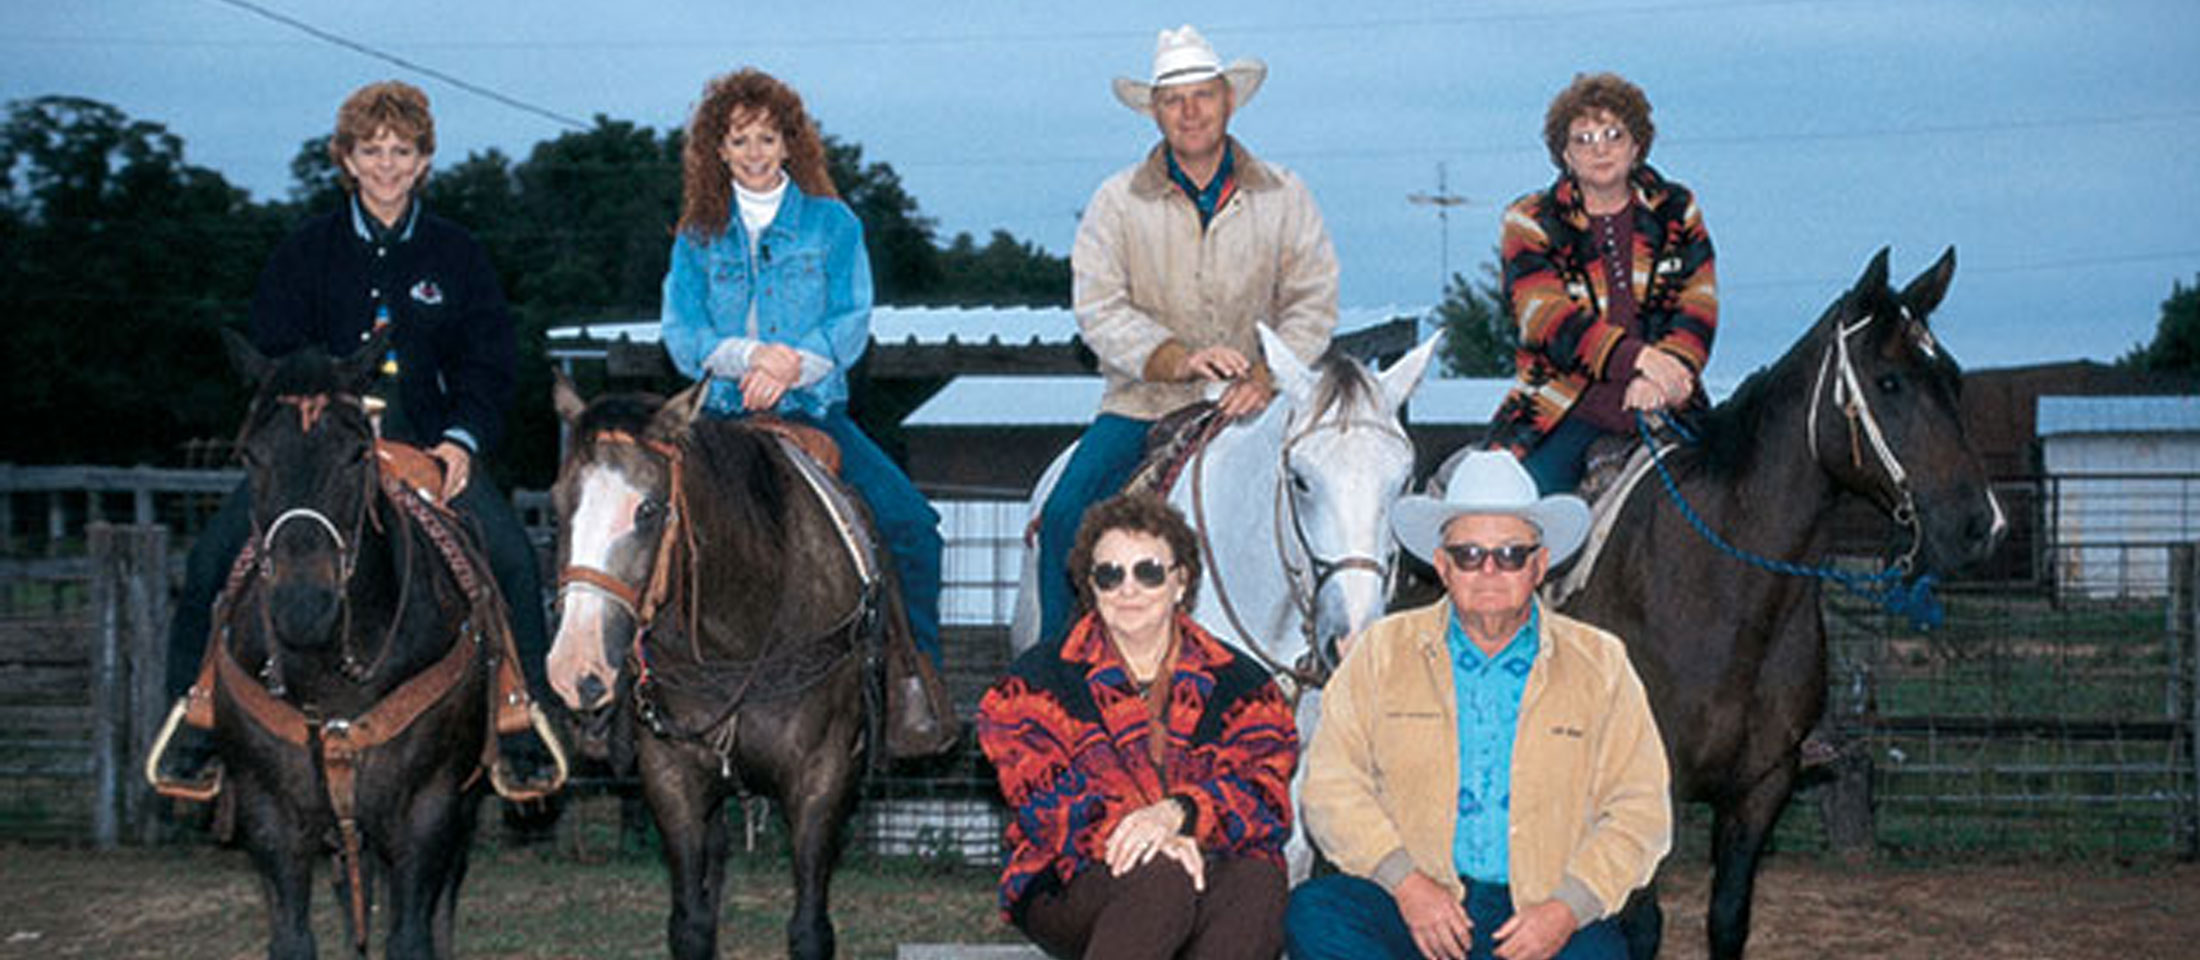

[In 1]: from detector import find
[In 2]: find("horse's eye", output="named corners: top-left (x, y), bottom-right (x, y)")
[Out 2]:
top-left (1877, 373), bottom-right (1901, 394)
top-left (635, 499), bottom-right (667, 525)
top-left (1290, 470), bottom-right (1311, 494)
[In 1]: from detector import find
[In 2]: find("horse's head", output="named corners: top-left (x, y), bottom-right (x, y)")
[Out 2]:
top-left (1808, 247), bottom-right (2005, 575)
top-left (224, 328), bottom-right (383, 654)
top-left (1258, 324), bottom-right (1441, 673)
top-left (546, 371), bottom-right (703, 716)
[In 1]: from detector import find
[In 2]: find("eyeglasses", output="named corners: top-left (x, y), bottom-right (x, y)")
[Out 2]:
top-left (1440, 542), bottom-right (1540, 573)
top-left (1091, 557), bottom-right (1174, 592)
top-left (1568, 125), bottom-right (1631, 150)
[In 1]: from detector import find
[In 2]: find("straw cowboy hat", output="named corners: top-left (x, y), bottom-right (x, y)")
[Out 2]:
top-left (1112, 24), bottom-right (1266, 116)
top-left (1393, 450), bottom-right (1592, 568)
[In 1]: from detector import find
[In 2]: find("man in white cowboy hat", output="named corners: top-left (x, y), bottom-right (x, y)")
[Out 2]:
top-left (1034, 23), bottom-right (1340, 645)
top-left (1286, 450), bottom-right (1670, 960)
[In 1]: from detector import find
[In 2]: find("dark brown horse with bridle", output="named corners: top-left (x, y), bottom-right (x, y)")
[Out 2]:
top-left (1561, 248), bottom-right (2003, 958)
top-left (546, 374), bottom-right (916, 960)
top-left (158, 330), bottom-right (561, 959)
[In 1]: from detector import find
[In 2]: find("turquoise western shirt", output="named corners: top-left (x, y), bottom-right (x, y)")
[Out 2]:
top-left (1448, 605), bottom-right (1539, 884)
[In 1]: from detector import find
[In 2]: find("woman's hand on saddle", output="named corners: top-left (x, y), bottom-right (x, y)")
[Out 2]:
top-left (740, 367), bottom-right (791, 412)
top-left (1634, 347), bottom-right (1694, 405)
top-left (751, 343), bottom-right (803, 384)
top-left (428, 441), bottom-right (472, 501)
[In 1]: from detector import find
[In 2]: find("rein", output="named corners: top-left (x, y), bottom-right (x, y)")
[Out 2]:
top-left (1634, 317), bottom-right (1946, 629)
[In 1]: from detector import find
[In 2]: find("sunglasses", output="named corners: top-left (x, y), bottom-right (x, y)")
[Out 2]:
top-left (1091, 557), bottom-right (1174, 592)
top-left (1440, 542), bottom-right (1540, 573)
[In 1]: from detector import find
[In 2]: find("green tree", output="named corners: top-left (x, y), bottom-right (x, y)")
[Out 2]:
top-left (1, 96), bottom-right (284, 465)
top-left (1435, 261), bottom-right (1516, 377)
top-left (827, 136), bottom-right (942, 302)
top-left (2122, 274), bottom-right (2200, 374)
top-left (936, 229), bottom-right (1070, 306)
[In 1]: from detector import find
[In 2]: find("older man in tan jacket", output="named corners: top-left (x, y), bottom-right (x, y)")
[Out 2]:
top-left (1287, 451), bottom-right (1670, 960)
top-left (1033, 24), bottom-right (1339, 646)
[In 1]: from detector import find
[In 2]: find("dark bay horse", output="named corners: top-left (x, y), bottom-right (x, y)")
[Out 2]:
top-left (546, 376), bottom-right (879, 960)
top-left (201, 330), bottom-right (525, 959)
top-left (1564, 248), bottom-right (2004, 959)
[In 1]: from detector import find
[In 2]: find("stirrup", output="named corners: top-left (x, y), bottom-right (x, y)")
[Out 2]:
top-left (490, 703), bottom-right (571, 802)
top-left (146, 700), bottom-right (223, 802)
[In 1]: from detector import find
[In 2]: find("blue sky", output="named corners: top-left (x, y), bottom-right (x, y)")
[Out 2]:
top-left (5, 0), bottom-right (2197, 384)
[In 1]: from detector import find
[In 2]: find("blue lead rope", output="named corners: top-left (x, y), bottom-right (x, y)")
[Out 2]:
top-left (1633, 412), bottom-right (1944, 630)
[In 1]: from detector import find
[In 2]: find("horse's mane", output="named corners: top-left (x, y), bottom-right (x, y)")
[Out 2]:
top-left (1694, 293), bottom-right (1851, 478)
top-left (569, 396), bottom-right (788, 580)
top-left (1305, 346), bottom-right (1378, 425)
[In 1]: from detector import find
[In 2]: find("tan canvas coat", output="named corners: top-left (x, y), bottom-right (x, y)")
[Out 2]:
top-left (1071, 138), bottom-right (1338, 420)
top-left (1302, 598), bottom-right (1672, 925)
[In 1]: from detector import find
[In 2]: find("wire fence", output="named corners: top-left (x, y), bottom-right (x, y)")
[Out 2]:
top-left (3, 469), bottom-right (2197, 865)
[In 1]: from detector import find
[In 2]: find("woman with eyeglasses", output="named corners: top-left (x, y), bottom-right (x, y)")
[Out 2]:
top-left (1486, 71), bottom-right (1719, 495)
top-left (978, 492), bottom-right (1299, 959)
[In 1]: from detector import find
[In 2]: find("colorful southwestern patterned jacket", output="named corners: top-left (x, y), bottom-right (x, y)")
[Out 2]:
top-left (1489, 164), bottom-right (1717, 456)
top-left (977, 611), bottom-right (1297, 921)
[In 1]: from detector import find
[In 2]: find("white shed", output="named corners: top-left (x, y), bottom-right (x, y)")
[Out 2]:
top-left (2037, 395), bottom-right (2200, 598)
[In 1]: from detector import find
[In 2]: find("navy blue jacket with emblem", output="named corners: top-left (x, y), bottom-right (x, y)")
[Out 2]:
top-left (250, 199), bottom-right (517, 456)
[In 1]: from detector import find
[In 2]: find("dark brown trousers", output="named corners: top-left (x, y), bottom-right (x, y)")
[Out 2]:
top-left (1017, 855), bottom-right (1287, 960)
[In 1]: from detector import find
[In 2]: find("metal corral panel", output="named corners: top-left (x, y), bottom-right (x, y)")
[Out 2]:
top-left (2038, 396), bottom-right (2200, 598)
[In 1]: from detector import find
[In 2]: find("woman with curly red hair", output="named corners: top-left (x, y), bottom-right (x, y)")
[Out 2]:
top-left (658, 69), bottom-right (946, 676)
top-left (1488, 72), bottom-right (1719, 494)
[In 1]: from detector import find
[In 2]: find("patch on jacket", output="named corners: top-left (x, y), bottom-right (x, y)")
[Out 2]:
top-left (1548, 724), bottom-right (1586, 738)
top-left (409, 280), bottom-right (444, 305)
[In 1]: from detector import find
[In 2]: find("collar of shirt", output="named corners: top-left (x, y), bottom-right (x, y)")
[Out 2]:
top-left (1444, 604), bottom-right (1540, 674)
top-left (1164, 141), bottom-right (1236, 226)
top-left (349, 194), bottom-right (419, 246)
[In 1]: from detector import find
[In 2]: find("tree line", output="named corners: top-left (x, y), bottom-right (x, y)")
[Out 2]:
top-left (0, 95), bottom-right (1068, 485)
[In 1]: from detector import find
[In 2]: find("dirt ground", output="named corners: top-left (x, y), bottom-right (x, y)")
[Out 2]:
top-left (2, 841), bottom-right (2195, 959)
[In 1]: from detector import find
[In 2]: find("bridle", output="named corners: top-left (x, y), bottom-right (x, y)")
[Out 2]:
top-left (1806, 305), bottom-right (1926, 574)
top-left (247, 392), bottom-right (383, 683)
top-left (1192, 402), bottom-right (1412, 693)
top-left (554, 429), bottom-right (698, 670)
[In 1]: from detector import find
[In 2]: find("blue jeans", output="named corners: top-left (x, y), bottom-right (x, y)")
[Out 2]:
top-left (781, 406), bottom-right (945, 667)
top-left (1036, 414), bottom-right (1151, 646)
top-left (1285, 874), bottom-right (1626, 960)
top-left (1519, 416), bottom-right (1608, 496)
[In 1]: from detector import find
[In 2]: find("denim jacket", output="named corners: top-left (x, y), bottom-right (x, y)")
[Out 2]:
top-left (660, 182), bottom-right (874, 417)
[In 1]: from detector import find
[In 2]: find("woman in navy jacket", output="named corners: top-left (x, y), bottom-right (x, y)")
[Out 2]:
top-left (158, 81), bottom-right (555, 792)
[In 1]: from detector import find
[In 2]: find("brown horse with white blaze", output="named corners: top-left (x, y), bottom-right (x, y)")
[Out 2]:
top-left (547, 374), bottom-right (884, 960)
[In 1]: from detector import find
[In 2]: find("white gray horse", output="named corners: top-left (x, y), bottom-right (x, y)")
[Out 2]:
top-left (1012, 325), bottom-right (1440, 877)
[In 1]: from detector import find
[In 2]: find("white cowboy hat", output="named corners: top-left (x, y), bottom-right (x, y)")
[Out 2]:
top-left (1393, 450), bottom-right (1592, 568)
top-left (1111, 24), bottom-right (1266, 116)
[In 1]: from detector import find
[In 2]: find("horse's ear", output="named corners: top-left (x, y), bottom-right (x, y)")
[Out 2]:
top-left (551, 367), bottom-right (588, 426)
top-left (651, 381), bottom-right (708, 438)
top-left (1899, 246), bottom-right (1958, 322)
top-left (221, 327), bottom-right (272, 387)
top-left (1854, 246), bottom-right (1893, 296)
top-left (1258, 324), bottom-right (1317, 399)
top-left (340, 326), bottom-right (391, 395)
top-left (1377, 330), bottom-right (1443, 413)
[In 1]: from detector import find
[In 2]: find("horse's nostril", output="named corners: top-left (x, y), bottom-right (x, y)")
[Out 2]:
top-left (577, 673), bottom-right (607, 708)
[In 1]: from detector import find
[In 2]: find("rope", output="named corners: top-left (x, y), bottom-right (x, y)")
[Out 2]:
top-left (1633, 412), bottom-right (1943, 630)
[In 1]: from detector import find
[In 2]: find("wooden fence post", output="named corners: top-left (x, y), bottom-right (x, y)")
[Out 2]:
top-left (88, 523), bottom-right (170, 848)
top-left (1820, 624), bottom-right (1878, 860)
top-left (89, 524), bottom-right (122, 848)
top-left (125, 524), bottom-right (170, 846)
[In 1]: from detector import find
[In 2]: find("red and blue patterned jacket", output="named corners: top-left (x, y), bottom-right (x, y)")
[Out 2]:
top-left (977, 611), bottom-right (1297, 920)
